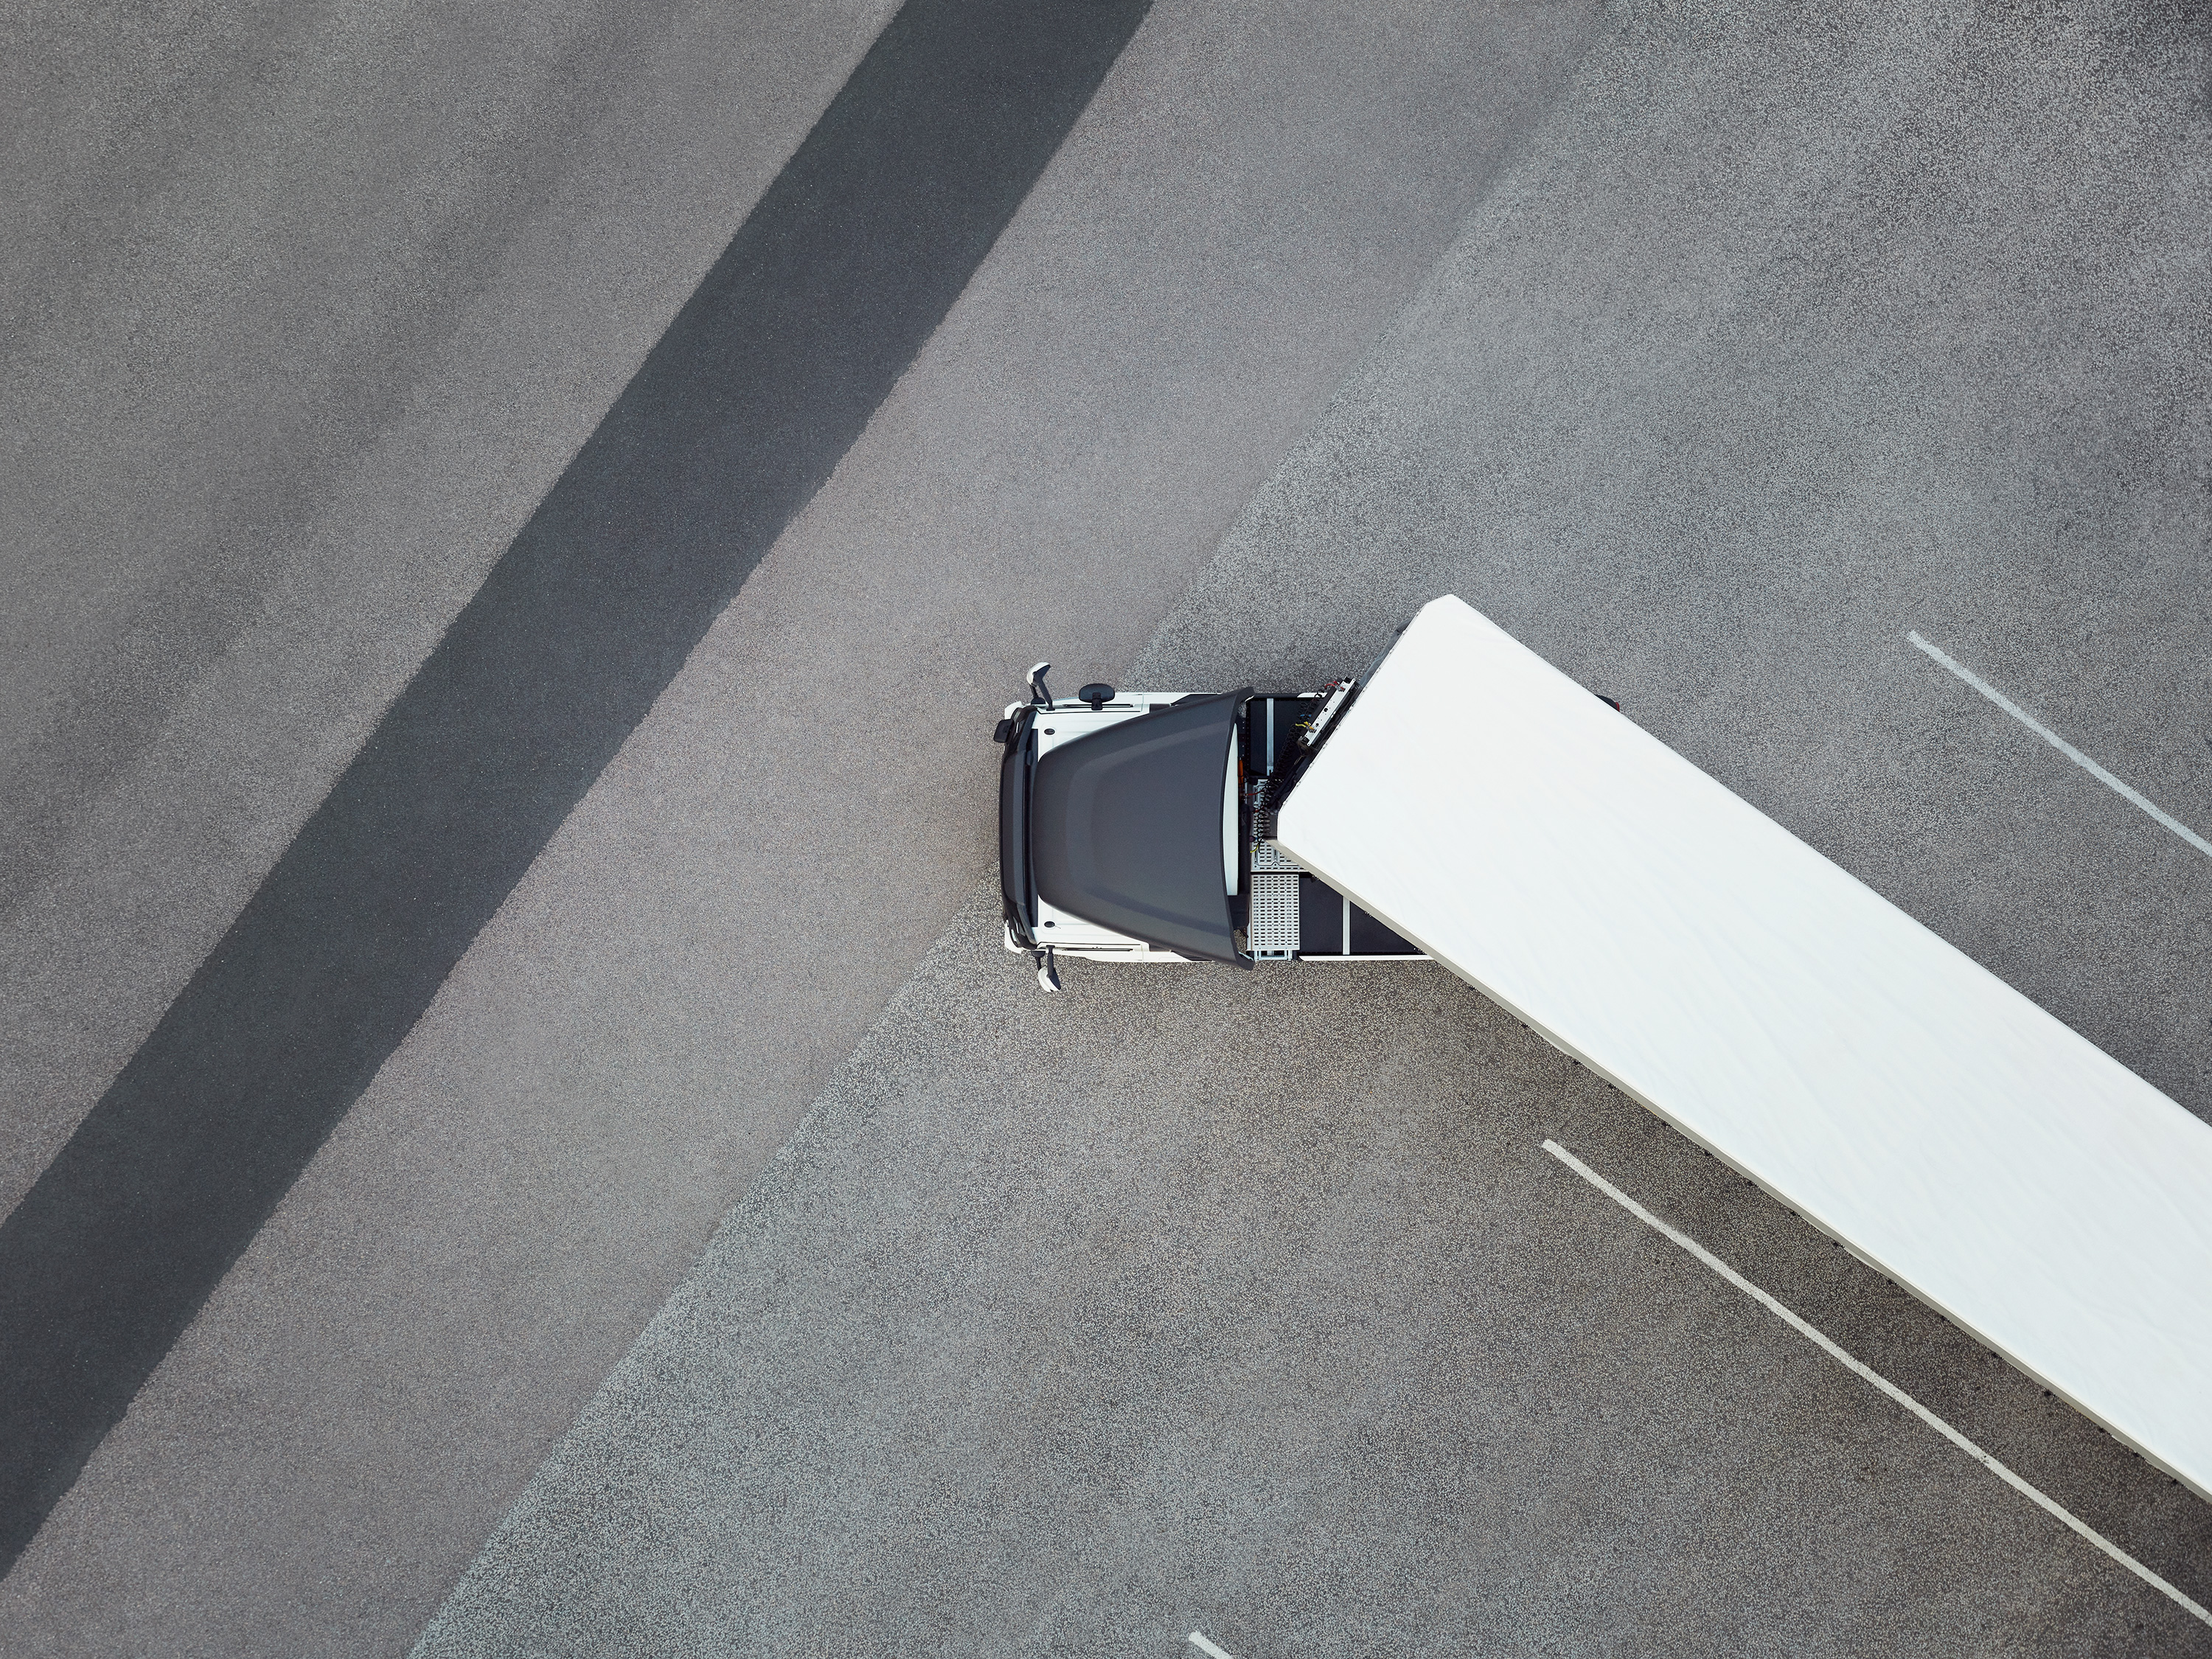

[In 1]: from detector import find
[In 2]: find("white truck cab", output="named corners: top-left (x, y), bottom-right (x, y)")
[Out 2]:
top-left (993, 596), bottom-right (2212, 1503)
top-left (995, 664), bottom-right (1420, 989)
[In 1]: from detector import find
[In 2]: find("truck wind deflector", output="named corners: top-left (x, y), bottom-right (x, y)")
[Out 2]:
top-left (998, 708), bottom-right (1036, 941)
top-left (1031, 691), bottom-right (1249, 965)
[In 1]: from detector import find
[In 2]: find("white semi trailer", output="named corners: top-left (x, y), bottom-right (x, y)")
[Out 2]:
top-left (995, 594), bottom-right (2212, 1502)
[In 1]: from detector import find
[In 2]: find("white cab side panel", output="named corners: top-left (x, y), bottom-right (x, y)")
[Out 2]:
top-left (1276, 595), bottom-right (2212, 1499)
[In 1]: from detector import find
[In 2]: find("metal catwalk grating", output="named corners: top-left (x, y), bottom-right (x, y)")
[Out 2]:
top-left (1248, 870), bottom-right (1301, 955)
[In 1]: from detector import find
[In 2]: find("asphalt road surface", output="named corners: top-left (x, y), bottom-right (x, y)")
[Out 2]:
top-left (4, 0), bottom-right (2208, 1653)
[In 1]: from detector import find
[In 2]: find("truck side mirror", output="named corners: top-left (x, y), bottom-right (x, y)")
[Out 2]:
top-left (1028, 662), bottom-right (1054, 709)
top-left (1079, 684), bottom-right (1115, 711)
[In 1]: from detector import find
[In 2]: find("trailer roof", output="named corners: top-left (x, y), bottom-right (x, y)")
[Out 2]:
top-left (1276, 595), bottom-right (2212, 1498)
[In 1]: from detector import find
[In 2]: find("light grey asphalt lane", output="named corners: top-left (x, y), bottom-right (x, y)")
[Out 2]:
top-left (0, 0), bottom-right (902, 1214)
top-left (417, 1), bottom-right (2211, 1652)
top-left (0, 1), bottom-right (1601, 1649)
top-left (0, 0), bottom-right (900, 915)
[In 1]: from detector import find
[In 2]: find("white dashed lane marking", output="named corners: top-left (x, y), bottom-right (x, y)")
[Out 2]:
top-left (1909, 630), bottom-right (2212, 860)
top-left (1542, 1138), bottom-right (2212, 1630)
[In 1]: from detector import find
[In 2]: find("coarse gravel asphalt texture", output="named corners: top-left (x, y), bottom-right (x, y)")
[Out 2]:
top-left (414, 895), bottom-right (2208, 1655)
top-left (420, 7), bottom-right (2212, 1650)
top-left (9, 0), bottom-right (2212, 1651)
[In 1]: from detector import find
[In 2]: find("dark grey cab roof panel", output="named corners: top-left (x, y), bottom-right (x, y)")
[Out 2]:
top-left (1031, 691), bottom-right (1248, 964)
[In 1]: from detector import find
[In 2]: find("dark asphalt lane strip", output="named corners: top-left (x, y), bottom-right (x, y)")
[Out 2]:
top-left (0, 0), bottom-right (1150, 1577)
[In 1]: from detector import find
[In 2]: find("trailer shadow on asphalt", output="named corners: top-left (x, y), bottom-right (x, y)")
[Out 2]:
top-left (420, 892), bottom-right (2212, 1656)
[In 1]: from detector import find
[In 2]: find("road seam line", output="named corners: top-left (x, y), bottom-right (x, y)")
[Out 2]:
top-left (1907, 630), bottom-right (2212, 860)
top-left (1540, 1138), bottom-right (2212, 1630)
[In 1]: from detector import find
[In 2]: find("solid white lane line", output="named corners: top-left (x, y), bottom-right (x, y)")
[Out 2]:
top-left (1907, 630), bottom-right (2212, 860)
top-left (1540, 1139), bottom-right (2212, 1630)
top-left (1188, 1632), bottom-right (1238, 1659)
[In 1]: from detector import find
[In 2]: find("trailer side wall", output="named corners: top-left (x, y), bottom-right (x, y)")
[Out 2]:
top-left (1276, 596), bottom-right (2212, 1498)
